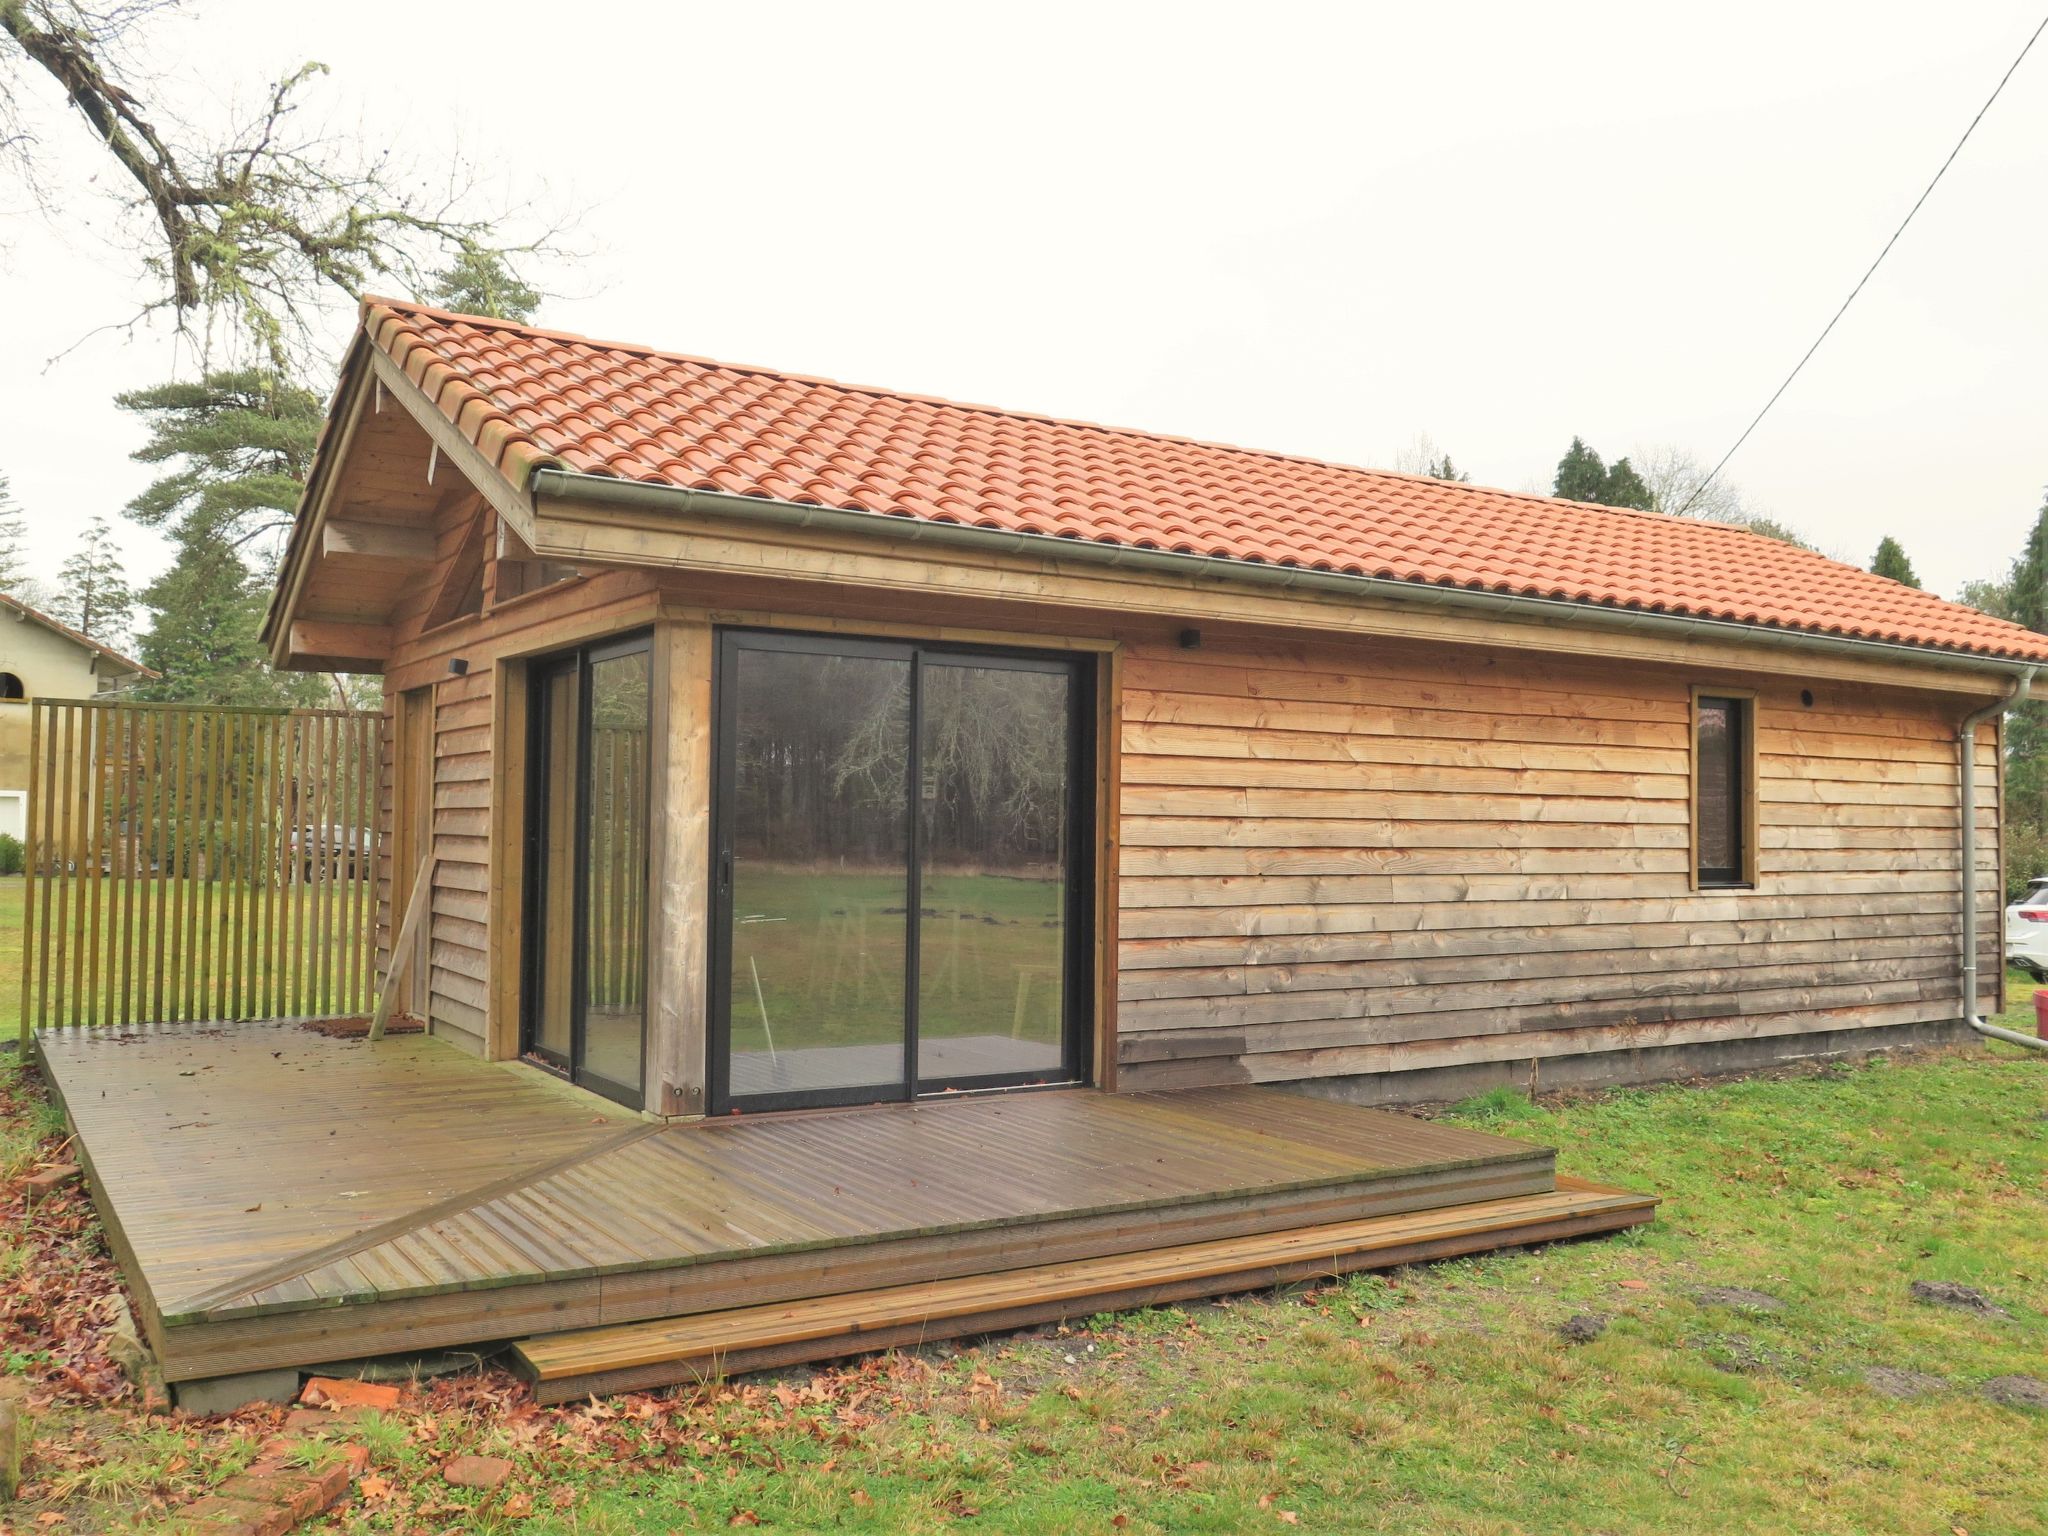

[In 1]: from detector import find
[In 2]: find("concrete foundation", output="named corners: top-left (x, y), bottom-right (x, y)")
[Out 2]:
top-left (173, 1367), bottom-right (301, 1416)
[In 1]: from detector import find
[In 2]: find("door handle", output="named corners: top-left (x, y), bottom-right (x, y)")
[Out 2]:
top-left (718, 848), bottom-right (733, 894)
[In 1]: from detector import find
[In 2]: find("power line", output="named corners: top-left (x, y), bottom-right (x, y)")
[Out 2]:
top-left (1675, 12), bottom-right (2048, 518)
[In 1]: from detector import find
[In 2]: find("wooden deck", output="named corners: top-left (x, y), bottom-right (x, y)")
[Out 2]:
top-left (38, 1020), bottom-right (1652, 1391)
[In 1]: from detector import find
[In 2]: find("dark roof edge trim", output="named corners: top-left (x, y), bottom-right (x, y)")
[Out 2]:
top-left (529, 468), bottom-right (2038, 681)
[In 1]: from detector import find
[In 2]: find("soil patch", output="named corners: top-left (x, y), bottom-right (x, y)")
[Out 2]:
top-left (1980, 1376), bottom-right (2048, 1411)
top-left (1909, 1281), bottom-right (2010, 1319)
top-left (1861, 1366), bottom-right (1945, 1399)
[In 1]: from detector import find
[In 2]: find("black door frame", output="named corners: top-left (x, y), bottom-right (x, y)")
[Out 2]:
top-left (707, 627), bottom-right (1095, 1115)
top-left (520, 629), bottom-right (654, 1109)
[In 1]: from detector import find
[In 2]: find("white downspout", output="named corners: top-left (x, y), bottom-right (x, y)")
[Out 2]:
top-left (1961, 668), bottom-right (2048, 1052)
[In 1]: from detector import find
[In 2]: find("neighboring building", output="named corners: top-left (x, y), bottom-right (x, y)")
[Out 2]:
top-left (0, 593), bottom-right (153, 840)
top-left (263, 298), bottom-right (2046, 1117)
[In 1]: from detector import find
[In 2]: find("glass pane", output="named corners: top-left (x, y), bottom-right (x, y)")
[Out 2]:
top-left (918, 662), bottom-right (1071, 1083)
top-left (533, 666), bottom-right (578, 1063)
top-left (582, 651), bottom-right (650, 1094)
top-left (729, 647), bottom-right (911, 1100)
top-left (1697, 698), bottom-right (1738, 879)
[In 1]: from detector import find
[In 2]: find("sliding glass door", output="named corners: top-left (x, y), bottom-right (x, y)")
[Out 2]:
top-left (524, 634), bottom-right (652, 1107)
top-left (711, 630), bottom-right (1091, 1112)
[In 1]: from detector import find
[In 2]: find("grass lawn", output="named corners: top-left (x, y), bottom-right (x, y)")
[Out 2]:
top-left (3, 997), bottom-right (2046, 1532)
top-left (0, 873), bottom-right (374, 1039)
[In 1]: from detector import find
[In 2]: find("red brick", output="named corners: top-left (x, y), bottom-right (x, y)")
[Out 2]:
top-left (23, 1163), bottom-right (80, 1194)
top-left (442, 1453), bottom-right (515, 1490)
top-left (299, 1376), bottom-right (400, 1411)
top-left (358, 296), bottom-right (2048, 666)
top-left (217, 1470), bottom-right (328, 1524)
top-left (171, 1491), bottom-right (294, 1536)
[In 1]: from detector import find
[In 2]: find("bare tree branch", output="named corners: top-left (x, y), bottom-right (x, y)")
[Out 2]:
top-left (0, 0), bottom-right (563, 367)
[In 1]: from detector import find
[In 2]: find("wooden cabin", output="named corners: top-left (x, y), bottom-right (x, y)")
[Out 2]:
top-left (40, 297), bottom-right (2037, 1408)
top-left (264, 298), bottom-right (2045, 1118)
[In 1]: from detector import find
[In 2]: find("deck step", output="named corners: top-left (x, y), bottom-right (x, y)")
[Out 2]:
top-left (512, 1177), bottom-right (1655, 1402)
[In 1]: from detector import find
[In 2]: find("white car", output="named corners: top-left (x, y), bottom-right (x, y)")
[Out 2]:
top-left (2005, 876), bottom-right (2048, 981)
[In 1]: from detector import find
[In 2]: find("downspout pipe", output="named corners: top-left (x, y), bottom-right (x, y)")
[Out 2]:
top-left (1960, 668), bottom-right (2048, 1052)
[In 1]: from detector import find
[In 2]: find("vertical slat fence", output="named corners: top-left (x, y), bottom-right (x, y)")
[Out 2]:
top-left (19, 700), bottom-right (383, 1043)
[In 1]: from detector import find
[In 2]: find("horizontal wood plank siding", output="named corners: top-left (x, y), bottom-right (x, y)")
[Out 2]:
top-left (1115, 636), bottom-right (1994, 1091)
top-left (375, 548), bottom-right (665, 1057)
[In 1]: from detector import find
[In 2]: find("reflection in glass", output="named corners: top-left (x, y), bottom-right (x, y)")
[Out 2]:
top-left (1697, 697), bottom-right (1739, 882)
top-left (582, 651), bottom-right (650, 1093)
top-left (728, 648), bottom-right (911, 1099)
top-left (533, 665), bottom-right (579, 1064)
top-left (918, 663), bottom-right (1070, 1082)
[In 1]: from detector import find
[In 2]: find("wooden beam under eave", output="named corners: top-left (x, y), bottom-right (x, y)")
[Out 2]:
top-left (323, 519), bottom-right (437, 563)
top-left (286, 620), bottom-right (391, 672)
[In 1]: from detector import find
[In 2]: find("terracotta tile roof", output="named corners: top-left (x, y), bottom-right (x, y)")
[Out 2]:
top-left (361, 297), bottom-right (2048, 665)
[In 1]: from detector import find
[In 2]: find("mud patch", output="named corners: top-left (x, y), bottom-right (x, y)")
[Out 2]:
top-left (1557, 1314), bottom-right (1607, 1344)
top-left (1861, 1366), bottom-right (1945, 1399)
top-left (1980, 1375), bottom-right (2048, 1411)
top-left (1909, 1281), bottom-right (2010, 1319)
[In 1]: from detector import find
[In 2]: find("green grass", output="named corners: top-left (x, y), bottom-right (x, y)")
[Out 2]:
top-left (729, 867), bottom-right (1067, 1056)
top-left (0, 873), bottom-right (373, 1038)
top-left (6, 1008), bottom-right (2048, 1531)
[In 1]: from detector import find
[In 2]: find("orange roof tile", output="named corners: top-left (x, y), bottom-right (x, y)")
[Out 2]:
top-left (361, 297), bottom-right (2048, 666)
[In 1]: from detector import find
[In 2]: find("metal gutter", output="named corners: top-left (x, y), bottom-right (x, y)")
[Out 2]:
top-left (529, 469), bottom-right (2045, 682)
top-left (1958, 670), bottom-right (2048, 1053)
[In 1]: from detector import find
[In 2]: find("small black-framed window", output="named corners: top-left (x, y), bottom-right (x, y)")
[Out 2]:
top-left (1694, 693), bottom-right (1751, 888)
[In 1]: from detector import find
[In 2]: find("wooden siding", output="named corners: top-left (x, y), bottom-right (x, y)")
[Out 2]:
top-left (371, 487), bottom-right (664, 1057)
top-left (1114, 634), bottom-right (1995, 1091)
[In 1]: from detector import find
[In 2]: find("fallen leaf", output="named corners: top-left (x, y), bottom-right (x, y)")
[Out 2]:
top-left (502, 1492), bottom-right (534, 1518)
top-left (360, 1473), bottom-right (394, 1500)
top-left (729, 1512), bottom-right (761, 1527)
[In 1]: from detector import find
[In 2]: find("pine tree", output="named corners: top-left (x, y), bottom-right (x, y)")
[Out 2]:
top-left (1424, 455), bottom-right (1471, 484)
top-left (1870, 536), bottom-right (1920, 587)
top-left (56, 514), bottom-right (133, 642)
top-left (116, 371), bottom-right (325, 570)
top-left (1601, 457), bottom-right (1655, 511)
top-left (421, 247), bottom-right (541, 323)
top-left (116, 370), bottom-right (339, 703)
top-left (1553, 439), bottom-right (1655, 510)
top-left (130, 529), bottom-right (327, 706)
top-left (1552, 438), bottom-right (1608, 503)
top-left (0, 472), bottom-right (28, 594)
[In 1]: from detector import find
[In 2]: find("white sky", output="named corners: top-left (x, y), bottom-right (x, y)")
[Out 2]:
top-left (3, 1), bottom-right (2045, 604)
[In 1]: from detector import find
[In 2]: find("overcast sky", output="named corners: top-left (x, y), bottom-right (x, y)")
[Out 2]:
top-left (4, 1), bottom-right (2045, 606)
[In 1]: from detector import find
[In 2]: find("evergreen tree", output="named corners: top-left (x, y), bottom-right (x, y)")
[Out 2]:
top-left (1601, 457), bottom-right (1655, 511)
top-left (56, 514), bottom-right (133, 642)
top-left (1424, 455), bottom-right (1470, 484)
top-left (116, 372), bottom-right (325, 570)
top-left (1552, 437), bottom-right (1608, 502)
top-left (421, 246), bottom-right (542, 323)
top-left (1995, 496), bottom-right (2048, 889)
top-left (1870, 536), bottom-right (1920, 587)
top-left (129, 530), bottom-right (326, 706)
top-left (0, 472), bottom-right (28, 594)
top-left (115, 370), bottom-right (334, 703)
top-left (1552, 438), bottom-right (1655, 510)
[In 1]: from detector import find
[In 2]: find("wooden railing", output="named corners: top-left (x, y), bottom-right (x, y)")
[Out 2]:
top-left (19, 700), bottom-right (383, 1039)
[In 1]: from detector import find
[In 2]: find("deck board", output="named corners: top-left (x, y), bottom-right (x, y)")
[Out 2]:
top-left (35, 1018), bottom-right (1627, 1387)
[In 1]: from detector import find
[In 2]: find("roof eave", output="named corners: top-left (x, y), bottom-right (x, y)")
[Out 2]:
top-left (529, 467), bottom-right (2045, 680)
